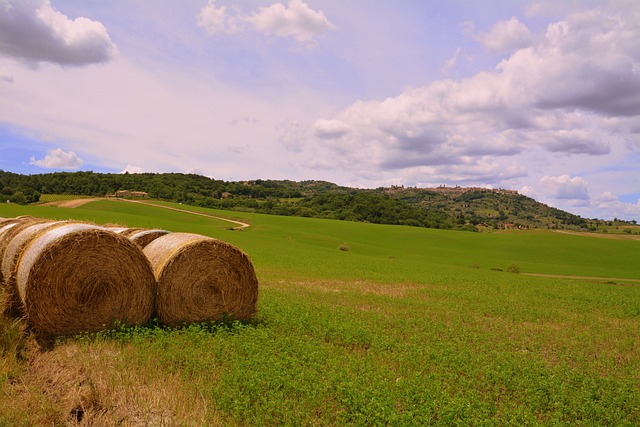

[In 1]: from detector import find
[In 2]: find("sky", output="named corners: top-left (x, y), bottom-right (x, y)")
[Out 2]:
top-left (0, 0), bottom-right (639, 221)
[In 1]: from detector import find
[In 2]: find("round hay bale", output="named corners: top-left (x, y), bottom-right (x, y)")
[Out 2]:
top-left (119, 227), bottom-right (146, 238)
top-left (2, 221), bottom-right (71, 318)
top-left (16, 223), bottom-right (156, 337)
top-left (128, 229), bottom-right (170, 249)
top-left (143, 232), bottom-right (258, 326)
top-left (105, 226), bottom-right (129, 234)
top-left (0, 217), bottom-right (51, 288)
top-left (0, 218), bottom-right (18, 227)
top-left (0, 222), bottom-right (18, 237)
top-left (105, 227), bottom-right (145, 237)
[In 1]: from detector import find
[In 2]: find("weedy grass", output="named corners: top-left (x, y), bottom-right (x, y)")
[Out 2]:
top-left (0, 198), bottom-right (639, 425)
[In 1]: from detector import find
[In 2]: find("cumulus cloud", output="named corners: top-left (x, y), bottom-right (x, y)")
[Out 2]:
top-left (29, 148), bottom-right (83, 169)
top-left (539, 175), bottom-right (590, 200)
top-left (197, 0), bottom-right (335, 44)
top-left (0, 0), bottom-right (117, 66)
top-left (475, 17), bottom-right (533, 54)
top-left (196, 1), bottom-right (240, 35)
top-left (313, 119), bottom-right (350, 139)
top-left (311, 7), bottom-right (640, 187)
top-left (591, 192), bottom-right (640, 220)
top-left (246, 0), bottom-right (336, 42)
top-left (120, 164), bottom-right (143, 174)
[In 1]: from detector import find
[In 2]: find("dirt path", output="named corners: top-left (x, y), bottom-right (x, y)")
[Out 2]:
top-left (44, 197), bottom-right (250, 230)
top-left (522, 273), bottom-right (640, 284)
top-left (552, 229), bottom-right (640, 240)
top-left (41, 198), bottom-right (99, 208)
top-left (115, 198), bottom-right (250, 230)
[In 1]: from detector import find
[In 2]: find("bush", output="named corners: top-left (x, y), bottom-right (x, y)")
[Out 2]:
top-left (506, 263), bottom-right (521, 273)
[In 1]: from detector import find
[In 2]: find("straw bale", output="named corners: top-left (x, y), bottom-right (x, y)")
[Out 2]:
top-left (105, 226), bottom-right (129, 234)
top-left (105, 227), bottom-right (147, 237)
top-left (121, 227), bottom-right (147, 237)
top-left (0, 218), bottom-right (19, 227)
top-left (1, 221), bottom-right (70, 318)
top-left (0, 217), bottom-right (50, 288)
top-left (16, 223), bottom-right (156, 337)
top-left (128, 229), bottom-right (170, 249)
top-left (143, 232), bottom-right (258, 326)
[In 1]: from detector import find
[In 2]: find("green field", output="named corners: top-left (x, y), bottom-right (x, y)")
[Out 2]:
top-left (1, 199), bottom-right (639, 425)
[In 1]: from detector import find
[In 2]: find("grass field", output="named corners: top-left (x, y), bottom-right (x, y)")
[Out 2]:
top-left (1, 198), bottom-right (639, 425)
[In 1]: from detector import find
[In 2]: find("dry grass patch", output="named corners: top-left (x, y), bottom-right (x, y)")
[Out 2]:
top-left (3, 339), bottom-right (219, 426)
top-left (277, 279), bottom-right (418, 298)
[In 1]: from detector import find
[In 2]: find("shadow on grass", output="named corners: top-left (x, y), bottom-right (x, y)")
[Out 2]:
top-left (42, 316), bottom-right (263, 349)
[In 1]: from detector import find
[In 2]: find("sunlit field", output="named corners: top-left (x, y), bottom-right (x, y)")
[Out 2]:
top-left (1, 199), bottom-right (638, 425)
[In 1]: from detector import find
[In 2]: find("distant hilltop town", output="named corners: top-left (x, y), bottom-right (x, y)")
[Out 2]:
top-left (106, 190), bottom-right (149, 198)
top-left (387, 185), bottom-right (519, 196)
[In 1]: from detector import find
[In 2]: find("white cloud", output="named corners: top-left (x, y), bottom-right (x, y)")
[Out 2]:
top-left (311, 7), bottom-right (640, 189)
top-left (313, 119), bottom-right (350, 139)
top-left (246, 0), bottom-right (336, 42)
top-left (475, 17), bottom-right (533, 54)
top-left (0, 0), bottom-right (117, 66)
top-left (197, 0), bottom-right (336, 44)
top-left (539, 175), bottom-right (590, 200)
top-left (120, 165), bottom-right (143, 174)
top-left (29, 148), bottom-right (83, 169)
top-left (591, 192), bottom-right (640, 220)
top-left (196, 1), bottom-right (240, 35)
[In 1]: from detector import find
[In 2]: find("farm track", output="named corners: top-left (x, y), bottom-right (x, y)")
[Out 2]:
top-left (44, 197), bottom-right (250, 230)
top-left (41, 198), bottom-right (99, 208)
top-left (114, 198), bottom-right (250, 229)
top-left (522, 272), bottom-right (640, 284)
top-left (552, 229), bottom-right (640, 240)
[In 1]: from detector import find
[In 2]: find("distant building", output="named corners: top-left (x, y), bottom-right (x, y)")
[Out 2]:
top-left (108, 190), bottom-right (148, 198)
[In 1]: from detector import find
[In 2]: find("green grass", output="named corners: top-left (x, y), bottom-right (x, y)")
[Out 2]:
top-left (1, 199), bottom-right (639, 425)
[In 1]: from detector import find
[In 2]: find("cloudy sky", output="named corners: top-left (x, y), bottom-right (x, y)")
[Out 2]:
top-left (0, 0), bottom-right (639, 220)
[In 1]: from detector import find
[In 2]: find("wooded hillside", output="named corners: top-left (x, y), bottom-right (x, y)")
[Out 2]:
top-left (1, 170), bottom-right (624, 231)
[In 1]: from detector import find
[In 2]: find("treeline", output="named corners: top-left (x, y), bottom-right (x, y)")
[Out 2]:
top-left (203, 191), bottom-right (455, 229)
top-left (0, 170), bottom-right (462, 230)
top-left (3, 170), bottom-right (607, 230)
top-left (0, 171), bottom-right (308, 203)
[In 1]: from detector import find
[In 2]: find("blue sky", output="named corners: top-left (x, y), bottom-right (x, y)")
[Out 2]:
top-left (0, 0), bottom-right (638, 220)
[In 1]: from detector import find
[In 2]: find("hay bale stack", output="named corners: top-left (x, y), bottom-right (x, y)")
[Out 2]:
top-left (16, 223), bottom-right (156, 337)
top-left (105, 227), bottom-right (146, 237)
top-left (119, 227), bottom-right (146, 237)
top-left (105, 226), bottom-right (129, 234)
top-left (128, 229), bottom-right (170, 249)
top-left (0, 217), bottom-right (50, 288)
top-left (144, 232), bottom-right (258, 326)
top-left (0, 218), bottom-right (17, 227)
top-left (1, 220), bottom-right (70, 318)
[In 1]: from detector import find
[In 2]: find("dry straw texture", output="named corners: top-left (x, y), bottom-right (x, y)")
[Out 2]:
top-left (0, 217), bottom-right (50, 288)
top-left (105, 226), bottom-right (129, 234)
top-left (1, 220), bottom-right (70, 318)
top-left (15, 223), bottom-right (156, 337)
top-left (106, 226), bottom-right (146, 237)
top-left (128, 229), bottom-right (170, 249)
top-left (0, 217), bottom-right (20, 228)
top-left (119, 227), bottom-right (146, 237)
top-left (144, 232), bottom-right (258, 326)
